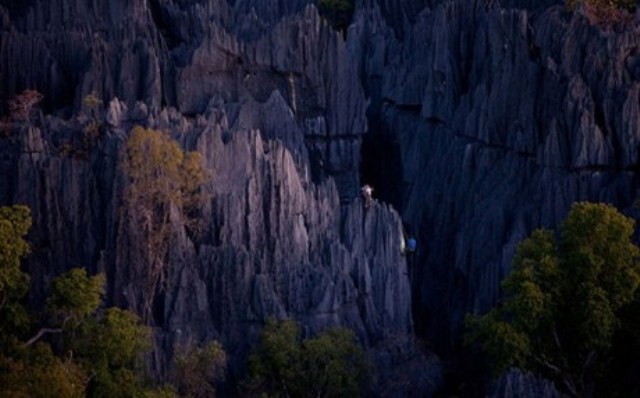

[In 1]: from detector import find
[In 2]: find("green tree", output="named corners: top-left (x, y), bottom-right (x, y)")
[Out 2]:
top-left (248, 318), bottom-right (301, 395)
top-left (0, 205), bottom-right (31, 308)
top-left (174, 340), bottom-right (227, 398)
top-left (299, 328), bottom-right (369, 397)
top-left (0, 343), bottom-right (87, 398)
top-left (248, 318), bottom-right (370, 397)
top-left (23, 268), bottom-right (105, 347)
top-left (82, 92), bottom-right (103, 149)
top-left (47, 268), bottom-right (105, 329)
top-left (73, 308), bottom-right (151, 398)
top-left (83, 92), bottom-right (102, 113)
top-left (0, 206), bottom-right (159, 397)
top-left (25, 267), bottom-right (151, 397)
top-left (144, 385), bottom-right (179, 398)
top-left (466, 202), bottom-right (640, 398)
top-left (0, 205), bottom-right (32, 350)
top-left (121, 126), bottom-right (208, 321)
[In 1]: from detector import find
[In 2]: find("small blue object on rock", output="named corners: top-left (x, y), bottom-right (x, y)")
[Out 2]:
top-left (407, 238), bottom-right (417, 252)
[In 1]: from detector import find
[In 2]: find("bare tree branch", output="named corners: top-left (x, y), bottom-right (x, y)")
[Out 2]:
top-left (24, 328), bottom-right (63, 347)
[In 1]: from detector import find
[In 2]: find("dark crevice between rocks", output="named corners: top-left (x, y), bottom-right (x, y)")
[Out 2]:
top-left (0, 0), bottom-right (34, 23)
top-left (369, 0), bottom-right (430, 40)
top-left (361, 103), bottom-right (489, 396)
top-left (359, 114), bottom-right (404, 213)
top-left (0, 139), bottom-right (20, 205)
top-left (149, 0), bottom-right (184, 51)
top-left (153, 291), bottom-right (166, 327)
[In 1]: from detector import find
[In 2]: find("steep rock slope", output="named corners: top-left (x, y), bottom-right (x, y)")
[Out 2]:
top-left (354, 0), bottom-right (639, 392)
top-left (0, 0), bottom-right (439, 395)
top-left (3, 0), bottom-right (638, 395)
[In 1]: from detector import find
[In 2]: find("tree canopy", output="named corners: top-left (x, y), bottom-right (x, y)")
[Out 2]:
top-left (247, 318), bottom-right (370, 397)
top-left (77, 308), bottom-right (151, 398)
top-left (47, 268), bottom-right (105, 328)
top-left (0, 205), bottom-right (166, 398)
top-left (0, 205), bottom-right (32, 350)
top-left (0, 205), bottom-right (31, 307)
top-left (174, 340), bottom-right (227, 398)
top-left (466, 202), bottom-right (640, 397)
top-left (121, 126), bottom-right (207, 321)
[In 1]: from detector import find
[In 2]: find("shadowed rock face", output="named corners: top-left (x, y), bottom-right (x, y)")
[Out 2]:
top-left (354, 0), bottom-right (639, 393)
top-left (0, 0), bottom-right (440, 395)
top-left (1, 0), bottom-right (638, 395)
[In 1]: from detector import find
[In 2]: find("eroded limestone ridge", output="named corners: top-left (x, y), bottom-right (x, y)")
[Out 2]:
top-left (2, 0), bottom-right (639, 395)
top-left (0, 0), bottom-right (439, 394)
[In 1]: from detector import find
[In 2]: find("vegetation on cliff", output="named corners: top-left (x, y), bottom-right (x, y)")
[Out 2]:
top-left (0, 206), bottom-right (153, 397)
top-left (466, 202), bottom-right (640, 397)
top-left (121, 126), bottom-right (208, 322)
top-left (247, 318), bottom-right (370, 397)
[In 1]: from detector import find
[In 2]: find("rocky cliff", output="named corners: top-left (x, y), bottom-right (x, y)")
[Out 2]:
top-left (0, 0), bottom-right (439, 395)
top-left (354, 0), bottom-right (639, 394)
top-left (1, 0), bottom-right (639, 396)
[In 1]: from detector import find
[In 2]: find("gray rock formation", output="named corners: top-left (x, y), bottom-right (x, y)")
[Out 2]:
top-left (0, 0), bottom-right (439, 395)
top-left (353, 0), bottom-right (640, 390)
top-left (2, 0), bottom-right (640, 395)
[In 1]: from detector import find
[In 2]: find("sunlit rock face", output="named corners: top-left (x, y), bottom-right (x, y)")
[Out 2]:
top-left (2, 0), bottom-right (639, 395)
top-left (0, 0), bottom-right (440, 395)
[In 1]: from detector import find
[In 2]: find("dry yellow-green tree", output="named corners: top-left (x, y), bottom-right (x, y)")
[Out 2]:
top-left (174, 340), bottom-right (227, 398)
top-left (121, 126), bottom-right (207, 321)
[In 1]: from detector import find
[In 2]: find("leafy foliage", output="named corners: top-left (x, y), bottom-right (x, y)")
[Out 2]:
top-left (0, 205), bottom-right (31, 306)
top-left (121, 126), bottom-right (208, 320)
top-left (248, 318), bottom-right (370, 397)
top-left (144, 385), bottom-right (179, 398)
top-left (0, 343), bottom-right (87, 398)
top-left (47, 268), bottom-right (105, 328)
top-left (0, 205), bottom-right (159, 397)
top-left (82, 92), bottom-right (102, 113)
top-left (78, 309), bottom-right (151, 398)
top-left (466, 202), bottom-right (640, 397)
top-left (0, 206), bottom-right (32, 349)
top-left (299, 328), bottom-right (370, 397)
top-left (174, 340), bottom-right (227, 398)
top-left (81, 92), bottom-right (104, 150)
top-left (248, 319), bottom-right (301, 395)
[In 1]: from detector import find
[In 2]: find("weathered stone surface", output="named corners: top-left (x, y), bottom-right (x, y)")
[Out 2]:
top-left (491, 370), bottom-right (566, 398)
top-left (2, 0), bottom-right (640, 395)
top-left (355, 0), bottom-right (640, 387)
top-left (0, 1), bottom-right (439, 393)
top-left (0, 94), bottom-right (438, 393)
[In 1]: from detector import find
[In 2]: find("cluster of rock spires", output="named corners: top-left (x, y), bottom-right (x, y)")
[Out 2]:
top-left (1, 0), bottom-right (639, 395)
top-left (355, 0), bottom-right (640, 394)
top-left (356, 0), bottom-right (640, 362)
top-left (0, 0), bottom-right (437, 395)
